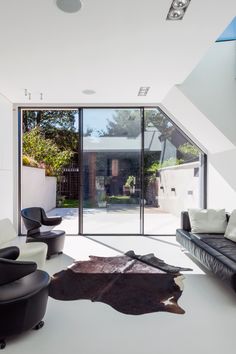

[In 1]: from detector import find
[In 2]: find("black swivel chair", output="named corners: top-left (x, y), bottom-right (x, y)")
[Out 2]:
top-left (0, 246), bottom-right (51, 349)
top-left (21, 207), bottom-right (65, 259)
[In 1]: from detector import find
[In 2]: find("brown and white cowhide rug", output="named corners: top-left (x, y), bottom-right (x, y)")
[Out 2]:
top-left (49, 251), bottom-right (192, 315)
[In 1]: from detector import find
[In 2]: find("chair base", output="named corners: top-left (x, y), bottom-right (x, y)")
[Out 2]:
top-left (0, 271), bottom-right (50, 346)
top-left (0, 320), bottom-right (45, 350)
top-left (0, 340), bottom-right (6, 350)
top-left (47, 251), bottom-right (63, 260)
top-left (34, 320), bottom-right (44, 330)
top-left (27, 230), bottom-right (65, 258)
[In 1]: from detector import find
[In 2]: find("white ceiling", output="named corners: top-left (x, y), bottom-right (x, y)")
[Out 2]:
top-left (0, 0), bottom-right (235, 104)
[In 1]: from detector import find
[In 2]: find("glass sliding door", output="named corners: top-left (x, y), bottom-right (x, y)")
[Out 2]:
top-left (82, 108), bottom-right (141, 234)
top-left (20, 106), bottom-right (206, 236)
top-left (21, 109), bottom-right (79, 235)
top-left (143, 108), bottom-right (203, 234)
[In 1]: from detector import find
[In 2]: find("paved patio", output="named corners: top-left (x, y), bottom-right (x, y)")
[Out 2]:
top-left (47, 206), bottom-right (180, 235)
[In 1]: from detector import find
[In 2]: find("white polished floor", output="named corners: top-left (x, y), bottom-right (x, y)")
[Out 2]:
top-left (48, 207), bottom-right (180, 235)
top-left (5, 235), bottom-right (236, 354)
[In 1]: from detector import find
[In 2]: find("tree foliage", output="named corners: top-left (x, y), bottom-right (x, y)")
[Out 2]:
top-left (178, 142), bottom-right (199, 162)
top-left (99, 109), bottom-right (172, 138)
top-left (99, 110), bottom-right (141, 137)
top-left (23, 110), bottom-right (78, 152)
top-left (145, 109), bottom-right (170, 135)
top-left (23, 127), bottom-right (73, 176)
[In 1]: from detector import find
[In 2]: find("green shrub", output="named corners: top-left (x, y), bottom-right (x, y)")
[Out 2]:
top-left (23, 127), bottom-right (73, 176)
top-left (146, 158), bottom-right (183, 173)
top-left (125, 175), bottom-right (135, 187)
top-left (22, 155), bottom-right (39, 167)
top-left (146, 162), bottom-right (160, 173)
top-left (161, 157), bottom-right (183, 168)
top-left (108, 196), bottom-right (137, 204)
top-left (178, 142), bottom-right (199, 162)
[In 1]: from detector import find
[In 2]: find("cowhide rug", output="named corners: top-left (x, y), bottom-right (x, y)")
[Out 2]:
top-left (49, 250), bottom-right (192, 315)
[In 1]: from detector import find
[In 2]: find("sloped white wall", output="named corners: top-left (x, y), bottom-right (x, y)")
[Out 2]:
top-left (0, 94), bottom-right (13, 220)
top-left (181, 41), bottom-right (236, 146)
top-left (162, 41), bottom-right (236, 212)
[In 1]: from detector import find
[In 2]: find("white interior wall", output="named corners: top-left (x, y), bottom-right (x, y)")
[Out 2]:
top-left (162, 41), bottom-right (236, 212)
top-left (0, 94), bottom-right (13, 221)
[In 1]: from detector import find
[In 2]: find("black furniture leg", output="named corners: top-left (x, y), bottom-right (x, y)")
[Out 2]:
top-left (34, 320), bottom-right (44, 330)
top-left (0, 340), bottom-right (6, 350)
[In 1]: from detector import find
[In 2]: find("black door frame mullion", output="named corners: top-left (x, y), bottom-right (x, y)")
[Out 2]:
top-left (78, 108), bottom-right (83, 235)
top-left (18, 109), bottom-right (22, 235)
top-left (200, 153), bottom-right (207, 209)
top-left (140, 107), bottom-right (145, 235)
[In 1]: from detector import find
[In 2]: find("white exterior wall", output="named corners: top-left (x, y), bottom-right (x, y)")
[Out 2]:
top-left (158, 162), bottom-right (200, 216)
top-left (0, 94), bottom-right (13, 221)
top-left (162, 41), bottom-right (236, 212)
top-left (22, 166), bottom-right (56, 212)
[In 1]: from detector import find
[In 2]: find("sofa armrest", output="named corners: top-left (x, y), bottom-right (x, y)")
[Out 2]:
top-left (0, 246), bottom-right (19, 260)
top-left (42, 216), bottom-right (62, 226)
top-left (41, 209), bottom-right (62, 226)
top-left (181, 211), bottom-right (191, 231)
top-left (0, 258), bottom-right (37, 286)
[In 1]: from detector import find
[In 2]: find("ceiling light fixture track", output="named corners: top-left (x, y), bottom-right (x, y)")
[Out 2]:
top-left (23, 89), bottom-right (44, 101)
top-left (166, 0), bottom-right (191, 20)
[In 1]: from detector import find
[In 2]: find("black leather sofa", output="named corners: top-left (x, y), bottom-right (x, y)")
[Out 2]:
top-left (176, 211), bottom-right (236, 292)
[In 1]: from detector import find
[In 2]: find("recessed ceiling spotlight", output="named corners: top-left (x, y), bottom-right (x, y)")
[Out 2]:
top-left (82, 89), bottom-right (96, 95)
top-left (138, 87), bottom-right (150, 96)
top-left (172, 0), bottom-right (190, 10)
top-left (168, 8), bottom-right (184, 20)
top-left (166, 0), bottom-right (191, 20)
top-left (56, 0), bottom-right (82, 14)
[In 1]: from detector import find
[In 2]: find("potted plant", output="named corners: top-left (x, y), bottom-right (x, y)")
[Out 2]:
top-left (56, 195), bottom-right (65, 207)
top-left (124, 175), bottom-right (136, 195)
top-left (97, 190), bottom-right (107, 208)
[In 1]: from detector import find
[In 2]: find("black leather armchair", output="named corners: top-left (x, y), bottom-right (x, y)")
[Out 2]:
top-left (21, 207), bottom-right (65, 259)
top-left (0, 246), bottom-right (50, 349)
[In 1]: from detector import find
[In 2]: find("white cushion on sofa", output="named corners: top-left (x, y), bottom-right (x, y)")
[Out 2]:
top-left (0, 218), bottom-right (17, 243)
top-left (0, 218), bottom-right (47, 269)
top-left (225, 210), bottom-right (236, 242)
top-left (188, 209), bottom-right (227, 233)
